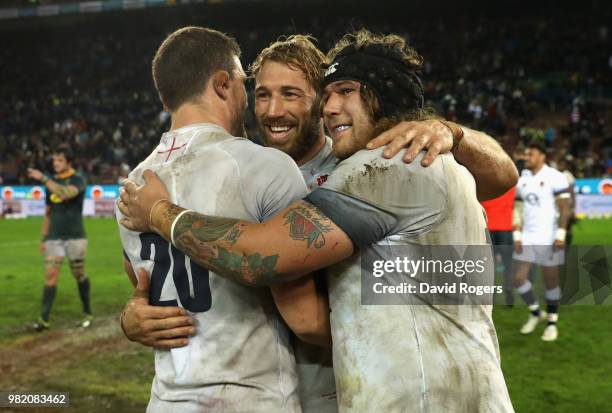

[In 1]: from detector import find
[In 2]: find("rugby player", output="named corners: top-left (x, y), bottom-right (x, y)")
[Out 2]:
top-left (28, 145), bottom-right (92, 331)
top-left (512, 141), bottom-right (570, 341)
top-left (121, 34), bottom-right (518, 412)
top-left (117, 26), bottom-right (316, 412)
top-left (119, 29), bottom-right (515, 411)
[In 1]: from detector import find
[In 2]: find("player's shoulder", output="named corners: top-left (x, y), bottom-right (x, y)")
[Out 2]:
top-left (222, 139), bottom-right (301, 177)
top-left (67, 171), bottom-right (87, 189)
top-left (332, 148), bottom-right (448, 183)
top-left (542, 164), bottom-right (569, 187)
top-left (223, 138), bottom-right (294, 163)
top-left (543, 164), bottom-right (566, 179)
top-left (71, 170), bottom-right (86, 182)
top-left (323, 148), bottom-right (448, 202)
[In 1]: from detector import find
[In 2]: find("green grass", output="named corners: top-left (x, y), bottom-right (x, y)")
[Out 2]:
top-left (0, 217), bottom-right (152, 412)
top-left (493, 218), bottom-right (612, 413)
top-left (0, 217), bottom-right (130, 336)
top-left (0, 217), bottom-right (611, 412)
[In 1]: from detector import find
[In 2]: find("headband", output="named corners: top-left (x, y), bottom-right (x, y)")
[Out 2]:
top-left (322, 43), bottom-right (424, 118)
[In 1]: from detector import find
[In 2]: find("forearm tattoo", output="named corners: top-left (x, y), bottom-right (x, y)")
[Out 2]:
top-left (50, 182), bottom-right (79, 200)
top-left (172, 212), bottom-right (281, 285)
top-left (283, 203), bottom-right (332, 249)
top-left (169, 202), bottom-right (334, 285)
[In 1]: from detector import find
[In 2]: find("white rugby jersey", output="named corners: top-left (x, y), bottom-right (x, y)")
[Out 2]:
top-left (295, 136), bottom-right (339, 413)
top-left (117, 123), bottom-right (308, 413)
top-left (299, 137), bottom-right (338, 190)
top-left (306, 150), bottom-right (514, 412)
top-left (516, 164), bottom-right (569, 245)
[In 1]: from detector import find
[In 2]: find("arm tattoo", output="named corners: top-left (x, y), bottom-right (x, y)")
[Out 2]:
top-left (283, 203), bottom-right (333, 249)
top-left (163, 203), bottom-right (186, 224)
top-left (172, 211), bottom-right (282, 285)
top-left (49, 182), bottom-right (79, 200)
top-left (174, 213), bottom-right (243, 243)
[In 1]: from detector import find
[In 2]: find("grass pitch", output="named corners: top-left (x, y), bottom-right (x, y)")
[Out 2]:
top-left (0, 217), bottom-right (611, 412)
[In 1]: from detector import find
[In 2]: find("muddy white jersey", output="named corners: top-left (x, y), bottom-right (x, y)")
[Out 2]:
top-left (516, 164), bottom-right (569, 245)
top-left (117, 123), bottom-right (308, 413)
top-left (306, 149), bottom-right (514, 412)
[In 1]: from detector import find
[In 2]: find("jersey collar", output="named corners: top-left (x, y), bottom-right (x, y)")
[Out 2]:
top-left (55, 168), bottom-right (75, 180)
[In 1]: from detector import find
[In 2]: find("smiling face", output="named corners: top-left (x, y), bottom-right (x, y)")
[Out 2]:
top-left (254, 60), bottom-right (321, 162)
top-left (322, 80), bottom-right (375, 160)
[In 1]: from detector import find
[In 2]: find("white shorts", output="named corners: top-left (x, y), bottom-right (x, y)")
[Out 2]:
top-left (44, 239), bottom-right (88, 261)
top-left (513, 244), bottom-right (564, 267)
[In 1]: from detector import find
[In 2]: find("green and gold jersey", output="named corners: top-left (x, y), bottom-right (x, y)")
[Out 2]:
top-left (46, 171), bottom-right (86, 240)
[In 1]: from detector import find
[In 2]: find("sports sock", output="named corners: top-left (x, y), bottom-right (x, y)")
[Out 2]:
top-left (516, 280), bottom-right (540, 316)
top-left (78, 277), bottom-right (91, 315)
top-left (545, 286), bottom-right (561, 325)
top-left (41, 285), bottom-right (57, 322)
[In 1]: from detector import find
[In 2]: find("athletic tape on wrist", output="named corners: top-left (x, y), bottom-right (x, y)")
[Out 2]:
top-left (555, 228), bottom-right (566, 242)
top-left (513, 230), bottom-right (522, 242)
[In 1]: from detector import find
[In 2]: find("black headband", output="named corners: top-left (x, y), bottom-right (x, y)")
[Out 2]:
top-left (322, 44), bottom-right (424, 118)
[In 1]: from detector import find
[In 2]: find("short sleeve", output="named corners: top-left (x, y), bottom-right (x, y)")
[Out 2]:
top-left (515, 177), bottom-right (525, 200)
top-left (70, 174), bottom-right (87, 193)
top-left (551, 170), bottom-right (569, 195)
top-left (226, 142), bottom-right (309, 222)
top-left (305, 149), bottom-right (447, 248)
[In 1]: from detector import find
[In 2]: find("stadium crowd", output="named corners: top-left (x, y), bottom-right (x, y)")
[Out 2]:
top-left (1, 3), bottom-right (611, 184)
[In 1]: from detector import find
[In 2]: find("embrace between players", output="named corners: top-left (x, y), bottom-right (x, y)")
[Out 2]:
top-left (116, 26), bottom-right (518, 412)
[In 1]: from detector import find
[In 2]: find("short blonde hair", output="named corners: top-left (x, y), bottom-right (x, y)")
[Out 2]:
top-left (250, 34), bottom-right (327, 93)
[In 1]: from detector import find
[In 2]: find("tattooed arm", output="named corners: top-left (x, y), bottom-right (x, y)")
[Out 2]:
top-left (153, 201), bottom-right (351, 285)
top-left (28, 168), bottom-right (80, 201)
top-left (118, 172), bottom-right (353, 286)
top-left (45, 180), bottom-right (80, 201)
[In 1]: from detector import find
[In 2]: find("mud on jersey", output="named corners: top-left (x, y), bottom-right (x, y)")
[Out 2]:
top-left (117, 123), bottom-right (308, 413)
top-left (306, 149), bottom-right (514, 412)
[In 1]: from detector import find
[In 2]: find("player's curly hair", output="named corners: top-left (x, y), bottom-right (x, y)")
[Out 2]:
top-left (250, 35), bottom-right (327, 93)
top-left (326, 29), bottom-right (423, 70)
top-left (326, 29), bottom-right (438, 129)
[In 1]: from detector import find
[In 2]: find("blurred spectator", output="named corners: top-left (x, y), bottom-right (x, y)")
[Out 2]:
top-left (1, 2), bottom-right (610, 183)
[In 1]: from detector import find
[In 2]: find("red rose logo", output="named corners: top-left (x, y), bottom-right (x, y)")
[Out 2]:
top-left (316, 174), bottom-right (329, 186)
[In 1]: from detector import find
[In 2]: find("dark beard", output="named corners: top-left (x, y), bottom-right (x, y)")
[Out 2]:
top-left (258, 108), bottom-right (321, 162)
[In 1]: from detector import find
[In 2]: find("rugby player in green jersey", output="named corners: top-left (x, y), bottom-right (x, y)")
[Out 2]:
top-left (28, 145), bottom-right (92, 331)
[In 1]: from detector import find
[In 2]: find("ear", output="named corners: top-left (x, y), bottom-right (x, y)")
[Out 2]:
top-left (212, 70), bottom-right (231, 101)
